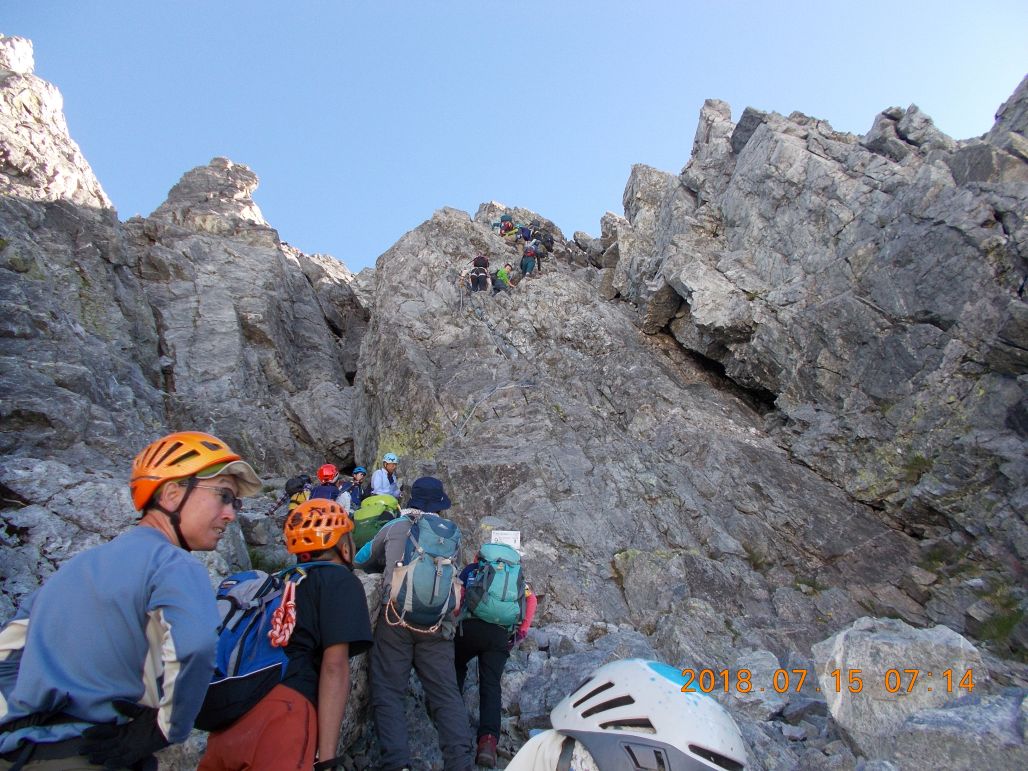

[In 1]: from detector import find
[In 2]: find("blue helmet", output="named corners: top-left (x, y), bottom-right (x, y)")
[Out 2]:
top-left (353, 466), bottom-right (368, 475)
top-left (383, 452), bottom-right (398, 463)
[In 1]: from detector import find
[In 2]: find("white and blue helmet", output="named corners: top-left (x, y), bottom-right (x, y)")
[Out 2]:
top-left (550, 659), bottom-right (748, 771)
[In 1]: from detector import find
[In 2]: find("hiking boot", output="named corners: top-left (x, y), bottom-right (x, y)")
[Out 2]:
top-left (476, 734), bottom-right (498, 768)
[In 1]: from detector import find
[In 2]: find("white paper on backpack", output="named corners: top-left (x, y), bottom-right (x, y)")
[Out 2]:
top-left (490, 530), bottom-right (521, 553)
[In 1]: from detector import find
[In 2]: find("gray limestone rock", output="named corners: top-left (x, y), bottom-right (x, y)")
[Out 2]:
top-left (0, 34), bottom-right (34, 75)
top-left (0, 53), bottom-right (371, 613)
top-left (2, 33), bottom-right (1027, 771)
top-left (988, 74), bottom-right (1028, 143)
top-left (601, 87), bottom-right (1027, 645)
top-left (811, 617), bottom-right (987, 760)
top-left (890, 689), bottom-right (1028, 770)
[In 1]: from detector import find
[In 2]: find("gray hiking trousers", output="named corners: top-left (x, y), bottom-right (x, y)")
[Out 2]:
top-left (370, 609), bottom-right (474, 771)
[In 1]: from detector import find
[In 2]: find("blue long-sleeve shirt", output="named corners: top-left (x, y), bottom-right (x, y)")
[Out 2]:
top-left (0, 527), bottom-right (219, 750)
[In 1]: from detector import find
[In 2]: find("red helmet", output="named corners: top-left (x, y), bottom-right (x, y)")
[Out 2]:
top-left (317, 463), bottom-right (338, 483)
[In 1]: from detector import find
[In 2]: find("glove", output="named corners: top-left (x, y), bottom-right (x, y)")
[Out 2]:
top-left (314, 756), bottom-right (344, 771)
top-left (79, 700), bottom-right (170, 770)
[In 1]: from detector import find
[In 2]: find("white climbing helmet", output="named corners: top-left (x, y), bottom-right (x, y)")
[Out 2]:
top-left (549, 659), bottom-right (748, 771)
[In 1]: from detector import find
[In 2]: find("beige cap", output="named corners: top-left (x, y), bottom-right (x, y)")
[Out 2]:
top-left (195, 460), bottom-right (263, 497)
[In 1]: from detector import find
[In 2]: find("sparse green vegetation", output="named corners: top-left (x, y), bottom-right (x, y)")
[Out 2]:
top-left (794, 575), bottom-right (829, 594)
top-left (901, 453), bottom-right (933, 483)
top-left (378, 420), bottom-right (446, 462)
top-left (743, 543), bottom-right (768, 571)
top-left (979, 607), bottom-right (1025, 647)
top-left (613, 548), bottom-right (641, 563)
top-left (976, 584), bottom-right (1026, 659)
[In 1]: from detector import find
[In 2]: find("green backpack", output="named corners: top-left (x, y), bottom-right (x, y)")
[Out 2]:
top-left (353, 494), bottom-right (401, 551)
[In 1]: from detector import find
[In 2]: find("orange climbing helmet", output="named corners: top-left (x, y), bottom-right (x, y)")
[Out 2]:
top-left (130, 430), bottom-right (261, 511)
top-left (317, 463), bottom-right (338, 483)
top-left (284, 498), bottom-right (354, 555)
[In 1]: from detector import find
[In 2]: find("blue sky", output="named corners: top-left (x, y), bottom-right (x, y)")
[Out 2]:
top-left (6, 1), bottom-right (1027, 272)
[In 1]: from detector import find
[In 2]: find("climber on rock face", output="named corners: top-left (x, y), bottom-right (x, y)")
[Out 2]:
top-left (454, 539), bottom-right (537, 768)
top-left (470, 253), bottom-right (491, 293)
top-left (197, 498), bottom-right (373, 771)
top-left (493, 262), bottom-right (514, 293)
top-left (520, 244), bottom-right (538, 278)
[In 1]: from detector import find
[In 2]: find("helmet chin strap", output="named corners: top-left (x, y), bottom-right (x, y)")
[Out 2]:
top-left (150, 480), bottom-right (196, 552)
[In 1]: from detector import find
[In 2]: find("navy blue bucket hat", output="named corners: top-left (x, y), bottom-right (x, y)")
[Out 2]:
top-left (408, 476), bottom-right (451, 513)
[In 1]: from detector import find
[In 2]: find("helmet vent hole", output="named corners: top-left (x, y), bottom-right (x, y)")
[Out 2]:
top-left (143, 439), bottom-right (170, 465)
top-left (170, 448), bottom-right (201, 467)
top-left (572, 681), bottom-right (614, 708)
top-left (623, 744), bottom-right (667, 770)
top-left (600, 717), bottom-right (655, 733)
top-left (150, 441), bottom-right (184, 467)
top-left (581, 694), bottom-right (635, 717)
top-left (689, 745), bottom-right (744, 771)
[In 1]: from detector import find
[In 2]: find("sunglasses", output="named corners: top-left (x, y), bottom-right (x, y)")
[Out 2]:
top-left (191, 483), bottom-right (244, 512)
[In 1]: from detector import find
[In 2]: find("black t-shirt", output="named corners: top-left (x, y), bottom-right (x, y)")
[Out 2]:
top-left (281, 563), bottom-right (374, 706)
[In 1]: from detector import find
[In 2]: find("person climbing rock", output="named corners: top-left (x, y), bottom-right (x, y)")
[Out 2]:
top-left (470, 254), bottom-right (491, 293)
top-left (370, 452), bottom-right (401, 499)
top-left (0, 431), bottom-right (262, 770)
top-left (454, 541), bottom-right (537, 767)
top-left (309, 463), bottom-right (344, 503)
top-left (197, 499), bottom-right (373, 771)
top-left (354, 477), bottom-right (475, 771)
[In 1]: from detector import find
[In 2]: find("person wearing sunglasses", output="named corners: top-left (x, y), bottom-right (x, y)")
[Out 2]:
top-left (0, 431), bottom-right (262, 771)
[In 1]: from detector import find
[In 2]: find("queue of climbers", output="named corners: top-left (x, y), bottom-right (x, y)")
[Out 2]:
top-left (461, 215), bottom-right (556, 295)
top-left (0, 430), bottom-right (748, 771)
top-left (493, 215), bottom-right (555, 280)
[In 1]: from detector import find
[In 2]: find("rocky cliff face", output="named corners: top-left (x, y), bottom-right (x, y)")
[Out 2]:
top-left (0, 34), bottom-right (369, 615)
top-left (1, 34), bottom-right (1025, 770)
top-left (595, 88), bottom-right (1028, 649)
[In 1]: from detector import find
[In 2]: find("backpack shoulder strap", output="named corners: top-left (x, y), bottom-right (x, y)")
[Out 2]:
top-left (556, 735), bottom-right (576, 771)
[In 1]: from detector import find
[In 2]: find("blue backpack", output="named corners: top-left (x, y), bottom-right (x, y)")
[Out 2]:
top-left (386, 514), bottom-right (462, 633)
top-left (193, 562), bottom-right (336, 731)
top-left (463, 543), bottom-right (525, 629)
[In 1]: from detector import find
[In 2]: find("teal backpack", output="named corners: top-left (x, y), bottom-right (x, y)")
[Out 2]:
top-left (386, 513), bottom-right (463, 633)
top-left (463, 542), bottom-right (525, 629)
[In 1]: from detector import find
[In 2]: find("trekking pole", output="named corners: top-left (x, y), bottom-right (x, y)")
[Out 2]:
top-left (268, 493), bottom-right (289, 517)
